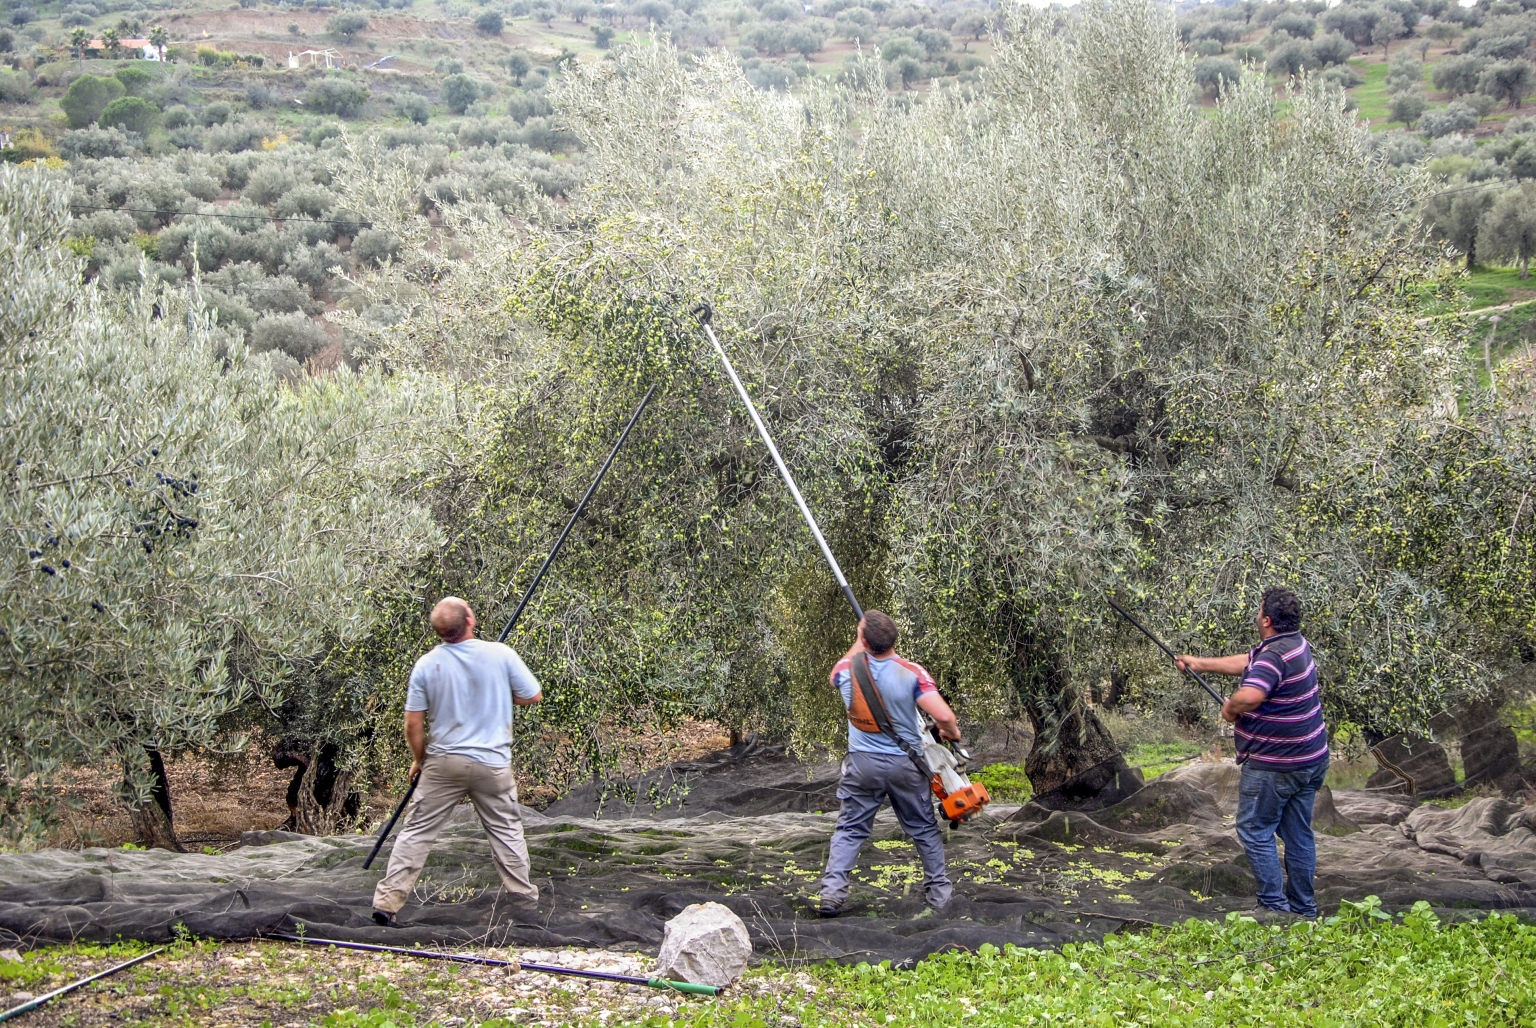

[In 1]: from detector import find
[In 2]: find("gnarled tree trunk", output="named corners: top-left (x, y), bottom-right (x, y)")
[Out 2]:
top-left (1013, 638), bottom-right (1142, 811)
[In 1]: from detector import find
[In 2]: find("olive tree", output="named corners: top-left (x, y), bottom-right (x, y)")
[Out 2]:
top-left (0, 165), bottom-right (444, 848)
top-left (333, 2), bottom-right (1534, 805)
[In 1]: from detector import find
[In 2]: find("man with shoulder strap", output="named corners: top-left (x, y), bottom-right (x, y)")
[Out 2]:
top-left (817, 610), bottom-right (960, 918)
top-left (1177, 586), bottom-right (1330, 920)
top-left (371, 597), bottom-right (543, 927)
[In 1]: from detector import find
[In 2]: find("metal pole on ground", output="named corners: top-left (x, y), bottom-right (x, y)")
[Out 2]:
top-left (362, 380), bottom-right (662, 871)
top-left (691, 303), bottom-right (863, 622)
top-left (0, 948), bottom-right (165, 1024)
top-left (270, 934), bottom-right (720, 996)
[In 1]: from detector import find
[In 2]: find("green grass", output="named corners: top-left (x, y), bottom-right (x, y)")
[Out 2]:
top-left (639, 899), bottom-right (1536, 1028)
top-left (1126, 740), bottom-right (1205, 780)
top-left (1351, 58), bottom-right (1394, 125)
top-left (971, 762), bottom-right (1032, 802)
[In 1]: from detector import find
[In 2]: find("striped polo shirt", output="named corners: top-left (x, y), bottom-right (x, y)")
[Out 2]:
top-left (1235, 632), bottom-right (1329, 770)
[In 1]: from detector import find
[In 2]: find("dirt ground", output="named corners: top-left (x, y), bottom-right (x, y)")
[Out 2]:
top-left (1, 939), bottom-right (814, 1027)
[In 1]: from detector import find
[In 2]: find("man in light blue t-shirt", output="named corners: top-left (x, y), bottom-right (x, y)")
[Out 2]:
top-left (372, 597), bottom-right (543, 926)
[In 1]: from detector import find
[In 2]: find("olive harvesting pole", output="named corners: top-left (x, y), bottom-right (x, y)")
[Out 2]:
top-left (498, 380), bottom-right (661, 643)
top-left (691, 303), bottom-right (863, 623)
top-left (362, 381), bottom-right (661, 872)
top-left (1105, 597), bottom-right (1225, 706)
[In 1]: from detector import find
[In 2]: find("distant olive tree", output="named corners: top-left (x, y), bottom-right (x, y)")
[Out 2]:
top-left (1479, 182), bottom-right (1536, 278)
top-left (327, 11), bottom-right (370, 39)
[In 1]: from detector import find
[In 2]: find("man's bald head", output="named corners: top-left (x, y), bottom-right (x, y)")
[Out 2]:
top-left (430, 597), bottom-right (475, 642)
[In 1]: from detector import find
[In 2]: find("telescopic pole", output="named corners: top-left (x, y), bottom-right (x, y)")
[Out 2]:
top-left (1105, 596), bottom-right (1225, 706)
top-left (270, 934), bottom-right (721, 996)
top-left (362, 381), bottom-right (662, 871)
top-left (691, 303), bottom-right (863, 622)
top-left (498, 380), bottom-right (661, 642)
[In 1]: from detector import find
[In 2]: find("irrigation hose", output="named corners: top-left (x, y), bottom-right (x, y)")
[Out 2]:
top-left (270, 934), bottom-right (721, 996)
top-left (0, 947), bottom-right (165, 1024)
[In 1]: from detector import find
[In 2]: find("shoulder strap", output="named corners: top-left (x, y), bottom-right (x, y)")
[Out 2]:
top-left (850, 653), bottom-right (932, 778)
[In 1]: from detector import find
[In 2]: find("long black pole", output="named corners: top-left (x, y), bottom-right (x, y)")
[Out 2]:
top-left (692, 303), bottom-right (862, 622)
top-left (363, 381), bottom-right (661, 871)
top-left (269, 934), bottom-right (720, 995)
top-left (499, 379), bottom-right (661, 642)
top-left (1105, 597), bottom-right (1225, 706)
top-left (0, 948), bottom-right (165, 1023)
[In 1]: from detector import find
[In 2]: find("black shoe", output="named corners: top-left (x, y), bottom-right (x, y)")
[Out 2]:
top-left (371, 908), bottom-right (397, 927)
top-left (816, 906), bottom-right (841, 919)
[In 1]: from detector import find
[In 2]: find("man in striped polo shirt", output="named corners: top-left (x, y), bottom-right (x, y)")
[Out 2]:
top-left (1177, 587), bottom-right (1329, 919)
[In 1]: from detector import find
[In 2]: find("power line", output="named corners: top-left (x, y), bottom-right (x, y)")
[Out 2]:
top-left (67, 204), bottom-right (372, 228)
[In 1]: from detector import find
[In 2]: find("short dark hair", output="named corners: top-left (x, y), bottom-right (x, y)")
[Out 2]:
top-left (1260, 587), bottom-right (1302, 633)
top-left (862, 610), bottom-right (899, 653)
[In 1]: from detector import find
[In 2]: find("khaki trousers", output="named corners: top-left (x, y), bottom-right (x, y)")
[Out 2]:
top-left (372, 753), bottom-right (538, 915)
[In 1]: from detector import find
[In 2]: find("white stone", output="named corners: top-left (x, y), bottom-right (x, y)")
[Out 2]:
top-left (655, 901), bottom-right (751, 987)
top-left (0, 949), bottom-right (20, 964)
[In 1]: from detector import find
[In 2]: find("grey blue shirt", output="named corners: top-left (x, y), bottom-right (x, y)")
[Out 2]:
top-left (831, 652), bottom-right (938, 756)
top-left (405, 638), bottom-right (542, 768)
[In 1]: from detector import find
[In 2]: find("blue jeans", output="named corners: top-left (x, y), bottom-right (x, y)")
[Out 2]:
top-left (1236, 758), bottom-right (1329, 917)
top-left (819, 751), bottom-right (952, 911)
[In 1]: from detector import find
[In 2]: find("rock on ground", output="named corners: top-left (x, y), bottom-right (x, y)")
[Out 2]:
top-left (656, 901), bottom-right (751, 987)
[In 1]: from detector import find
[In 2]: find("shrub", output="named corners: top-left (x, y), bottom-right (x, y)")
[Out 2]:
top-left (0, 69), bottom-right (32, 103)
top-left (1270, 11), bottom-right (1315, 39)
top-left (441, 74), bottom-right (483, 116)
top-left (475, 10), bottom-right (503, 34)
top-left (99, 96), bottom-right (159, 136)
top-left (1267, 39), bottom-right (1315, 77)
top-left (61, 75), bottom-right (125, 129)
top-left (56, 125), bottom-right (140, 159)
top-left (1310, 32), bottom-right (1354, 68)
top-left (504, 90), bottom-right (553, 124)
top-left (1388, 90), bottom-right (1427, 127)
top-left (1194, 56), bottom-right (1241, 96)
top-left (304, 78), bottom-right (370, 117)
top-left (1434, 54), bottom-right (1490, 96)
top-left (162, 106), bottom-right (193, 129)
top-left (0, 127), bottom-right (52, 164)
top-left (0, 28), bottom-right (15, 54)
top-left (243, 164), bottom-right (296, 205)
top-left (1420, 101), bottom-right (1480, 138)
top-left (1374, 128), bottom-right (1426, 167)
top-left (326, 12), bottom-right (369, 39)
top-left (113, 65), bottom-right (153, 97)
top-left (351, 228), bottom-right (399, 267)
top-left (249, 311), bottom-right (328, 361)
top-left (199, 101), bottom-right (232, 127)
top-left (397, 94), bottom-right (430, 125)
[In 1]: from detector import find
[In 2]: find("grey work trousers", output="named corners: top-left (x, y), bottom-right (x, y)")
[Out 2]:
top-left (372, 753), bottom-right (538, 915)
top-left (819, 750), bottom-right (952, 911)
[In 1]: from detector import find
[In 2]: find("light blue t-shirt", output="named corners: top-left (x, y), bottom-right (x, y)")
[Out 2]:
top-left (405, 638), bottom-right (542, 768)
top-left (831, 653), bottom-right (938, 756)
